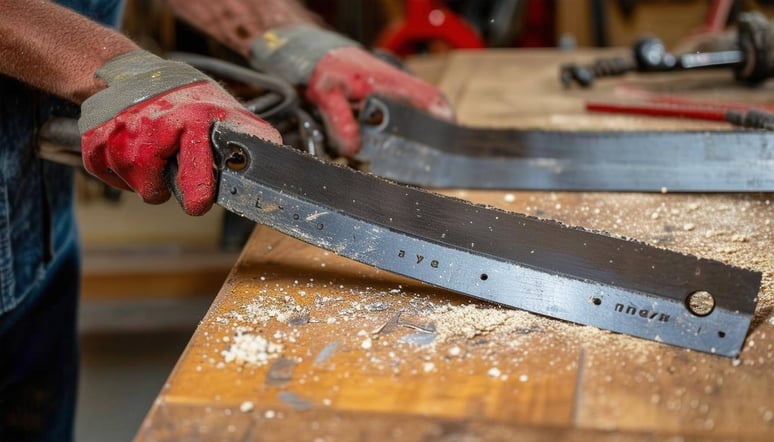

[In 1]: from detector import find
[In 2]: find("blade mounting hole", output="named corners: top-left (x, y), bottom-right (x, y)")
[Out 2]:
top-left (363, 107), bottom-right (384, 126)
top-left (480, 274), bottom-right (488, 281)
top-left (225, 143), bottom-right (248, 171)
top-left (361, 99), bottom-right (389, 130)
top-left (686, 290), bottom-right (715, 317)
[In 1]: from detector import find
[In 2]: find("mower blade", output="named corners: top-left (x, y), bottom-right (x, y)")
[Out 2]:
top-left (357, 96), bottom-right (774, 192)
top-left (212, 122), bottom-right (761, 357)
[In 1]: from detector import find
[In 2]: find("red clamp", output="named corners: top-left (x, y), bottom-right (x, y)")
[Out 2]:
top-left (375, 0), bottom-right (485, 56)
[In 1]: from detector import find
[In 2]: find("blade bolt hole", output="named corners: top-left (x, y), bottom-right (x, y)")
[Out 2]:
top-left (480, 273), bottom-right (488, 281)
top-left (592, 297), bottom-right (602, 306)
top-left (718, 331), bottom-right (726, 338)
top-left (686, 290), bottom-right (715, 317)
top-left (225, 143), bottom-right (248, 171)
top-left (364, 108), bottom-right (384, 126)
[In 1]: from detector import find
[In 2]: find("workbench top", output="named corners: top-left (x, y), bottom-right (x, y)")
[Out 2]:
top-left (137, 50), bottom-right (774, 441)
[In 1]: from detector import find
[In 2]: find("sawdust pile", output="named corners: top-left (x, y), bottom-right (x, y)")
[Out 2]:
top-left (221, 328), bottom-right (283, 366)
top-left (210, 281), bottom-right (652, 374)
top-left (429, 303), bottom-right (526, 340)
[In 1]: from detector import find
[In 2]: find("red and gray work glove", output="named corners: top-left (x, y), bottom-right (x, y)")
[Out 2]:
top-left (78, 50), bottom-right (282, 216)
top-left (249, 25), bottom-right (454, 156)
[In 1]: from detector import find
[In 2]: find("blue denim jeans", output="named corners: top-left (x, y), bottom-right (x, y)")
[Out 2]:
top-left (0, 76), bottom-right (80, 441)
top-left (0, 236), bottom-right (80, 441)
top-left (0, 2), bottom-right (124, 440)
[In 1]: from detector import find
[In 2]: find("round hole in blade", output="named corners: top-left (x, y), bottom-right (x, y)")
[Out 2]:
top-left (225, 143), bottom-right (248, 171)
top-left (363, 108), bottom-right (384, 126)
top-left (686, 290), bottom-right (715, 317)
top-left (718, 331), bottom-right (726, 338)
top-left (591, 297), bottom-right (602, 306)
top-left (361, 99), bottom-right (389, 130)
top-left (480, 273), bottom-right (488, 281)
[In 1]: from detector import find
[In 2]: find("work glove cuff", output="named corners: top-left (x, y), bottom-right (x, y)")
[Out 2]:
top-left (79, 50), bottom-right (211, 133)
top-left (249, 25), bottom-right (360, 85)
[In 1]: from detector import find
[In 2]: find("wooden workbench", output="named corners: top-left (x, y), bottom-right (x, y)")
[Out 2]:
top-left (137, 50), bottom-right (774, 441)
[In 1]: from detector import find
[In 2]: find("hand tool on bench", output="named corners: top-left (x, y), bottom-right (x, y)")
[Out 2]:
top-left (561, 11), bottom-right (774, 88)
top-left (585, 97), bottom-right (774, 129)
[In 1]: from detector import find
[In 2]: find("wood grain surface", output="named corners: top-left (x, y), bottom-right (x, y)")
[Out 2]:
top-left (137, 50), bottom-right (774, 441)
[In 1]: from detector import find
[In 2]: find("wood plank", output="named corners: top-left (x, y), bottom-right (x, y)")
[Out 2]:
top-left (138, 50), bottom-right (774, 441)
top-left (81, 247), bottom-right (239, 299)
top-left (152, 224), bottom-right (580, 424)
top-left (140, 404), bottom-right (742, 442)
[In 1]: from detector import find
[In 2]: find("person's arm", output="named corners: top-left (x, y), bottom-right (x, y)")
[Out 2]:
top-left (165, 0), bottom-right (320, 58)
top-left (0, 0), bottom-right (139, 103)
top-left (1, 0), bottom-right (281, 216)
top-left (166, 0), bottom-right (454, 156)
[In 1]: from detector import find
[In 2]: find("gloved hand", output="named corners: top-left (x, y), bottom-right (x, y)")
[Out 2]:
top-left (78, 50), bottom-right (282, 216)
top-left (249, 26), bottom-right (454, 156)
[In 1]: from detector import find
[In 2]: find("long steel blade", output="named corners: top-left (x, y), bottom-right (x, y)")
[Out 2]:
top-left (357, 96), bottom-right (774, 192)
top-left (212, 122), bottom-right (761, 357)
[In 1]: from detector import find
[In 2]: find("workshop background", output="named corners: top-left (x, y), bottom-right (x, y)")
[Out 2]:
top-left (74, 1), bottom-right (774, 441)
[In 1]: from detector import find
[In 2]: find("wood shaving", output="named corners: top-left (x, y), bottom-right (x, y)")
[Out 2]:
top-left (487, 367), bottom-right (501, 378)
top-left (221, 330), bottom-right (283, 366)
top-left (239, 401), bottom-right (254, 413)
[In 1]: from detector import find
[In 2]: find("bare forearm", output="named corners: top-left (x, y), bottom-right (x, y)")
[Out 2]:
top-left (165, 0), bottom-right (320, 58)
top-left (0, 0), bottom-right (139, 103)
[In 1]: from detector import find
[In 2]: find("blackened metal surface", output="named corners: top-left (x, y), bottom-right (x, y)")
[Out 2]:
top-left (212, 123), bottom-right (761, 357)
top-left (357, 96), bottom-right (774, 191)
